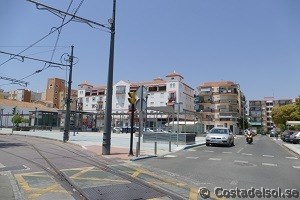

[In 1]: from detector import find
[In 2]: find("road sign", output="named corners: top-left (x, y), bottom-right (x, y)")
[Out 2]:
top-left (136, 99), bottom-right (147, 111)
top-left (136, 86), bottom-right (147, 100)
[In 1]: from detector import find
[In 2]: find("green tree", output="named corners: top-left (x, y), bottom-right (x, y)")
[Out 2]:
top-left (272, 104), bottom-right (300, 130)
top-left (11, 114), bottom-right (23, 127)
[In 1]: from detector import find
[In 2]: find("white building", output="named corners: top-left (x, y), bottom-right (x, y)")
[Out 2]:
top-left (77, 72), bottom-right (196, 130)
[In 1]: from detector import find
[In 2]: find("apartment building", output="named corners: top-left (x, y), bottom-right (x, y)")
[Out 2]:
top-left (8, 89), bottom-right (31, 102)
top-left (195, 81), bottom-right (245, 133)
top-left (45, 78), bottom-right (66, 109)
top-left (249, 97), bottom-right (293, 132)
top-left (77, 72), bottom-right (195, 129)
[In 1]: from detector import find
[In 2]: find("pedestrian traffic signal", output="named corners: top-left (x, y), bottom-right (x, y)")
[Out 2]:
top-left (128, 92), bottom-right (136, 104)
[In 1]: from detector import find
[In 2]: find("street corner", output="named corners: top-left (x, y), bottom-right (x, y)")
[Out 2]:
top-left (14, 171), bottom-right (74, 200)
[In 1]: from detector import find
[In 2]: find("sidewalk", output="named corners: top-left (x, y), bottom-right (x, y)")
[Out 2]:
top-left (282, 142), bottom-right (300, 156)
top-left (0, 128), bottom-right (206, 161)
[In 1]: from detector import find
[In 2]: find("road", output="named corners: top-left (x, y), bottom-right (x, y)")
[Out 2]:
top-left (0, 135), bottom-right (185, 200)
top-left (137, 135), bottom-right (300, 199)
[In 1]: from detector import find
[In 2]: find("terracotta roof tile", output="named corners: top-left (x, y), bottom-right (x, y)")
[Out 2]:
top-left (0, 99), bottom-right (57, 112)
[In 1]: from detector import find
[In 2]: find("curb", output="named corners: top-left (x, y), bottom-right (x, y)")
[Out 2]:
top-left (282, 143), bottom-right (300, 157)
top-left (182, 142), bottom-right (205, 150)
top-left (130, 155), bottom-right (158, 161)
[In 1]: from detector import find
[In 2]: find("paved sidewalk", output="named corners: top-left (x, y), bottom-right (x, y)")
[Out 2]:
top-left (0, 128), bottom-right (206, 161)
top-left (271, 136), bottom-right (300, 156)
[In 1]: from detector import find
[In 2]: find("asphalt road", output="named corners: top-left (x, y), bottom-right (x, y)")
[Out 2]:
top-left (137, 135), bottom-right (300, 199)
top-left (0, 135), bottom-right (185, 200)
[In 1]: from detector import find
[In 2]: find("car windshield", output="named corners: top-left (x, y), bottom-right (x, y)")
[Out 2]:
top-left (209, 128), bottom-right (228, 134)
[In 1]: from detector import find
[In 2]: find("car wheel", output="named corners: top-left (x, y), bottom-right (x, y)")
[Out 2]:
top-left (206, 143), bottom-right (209, 146)
top-left (232, 140), bottom-right (235, 146)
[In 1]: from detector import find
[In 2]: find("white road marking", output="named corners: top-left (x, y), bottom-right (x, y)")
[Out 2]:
top-left (186, 157), bottom-right (199, 159)
top-left (237, 147), bottom-right (244, 153)
top-left (164, 155), bottom-right (177, 158)
top-left (0, 163), bottom-right (5, 168)
top-left (242, 153), bottom-right (252, 156)
top-left (204, 150), bottom-right (214, 153)
top-left (208, 158), bottom-right (222, 161)
top-left (262, 155), bottom-right (274, 158)
top-left (230, 180), bottom-right (238, 185)
top-left (81, 145), bottom-right (87, 149)
top-left (234, 160), bottom-right (249, 164)
top-left (222, 152), bottom-right (232, 154)
top-left (262, 163), bottom-right (277, 167)
top-left (286, 157), bottom-right (298, 160)
top-left (293, 166), bottom-right (300, 169)
top-left (187, 149), bottom-right (196, 152)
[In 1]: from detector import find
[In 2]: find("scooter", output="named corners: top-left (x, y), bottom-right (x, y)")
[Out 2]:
top-left (246, 134), bottom-right (253, 144)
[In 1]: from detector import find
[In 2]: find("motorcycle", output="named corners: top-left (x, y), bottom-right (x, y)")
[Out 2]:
top-left (246, 134), bottom-right (253, 144)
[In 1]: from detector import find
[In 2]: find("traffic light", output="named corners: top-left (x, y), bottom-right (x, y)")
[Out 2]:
top-left (128, 92), bottom-right (136, 104)
top-left (12, 107), bottom-right (16, 115)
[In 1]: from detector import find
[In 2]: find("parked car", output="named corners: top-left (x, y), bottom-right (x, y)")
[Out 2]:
top-left (281, 130), bottom-right (297, 142)
top-left (143, 128), bottom-right (154, 132)
top-left (112, 127), bottom-right (121, 133)
top-left (270, 130), bottom-right (276, 137)
top-left (206, 127), bottom-right (234, 147)
top-left (287, 131), bottom-right (300, 144)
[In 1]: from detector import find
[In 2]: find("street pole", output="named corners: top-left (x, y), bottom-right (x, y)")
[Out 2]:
top-left (177, 103), bottom-right (179, 146)
top-left (63, 45), bottom-right (74, 143)
top-left (102, 0), bottom-right (116, 155)
top-left (129, 104), bottom-right (134, 156)
top-left (73, 98), bottom-right (77, 136)
top-left (137, 86), bottom-right (144, 157)
top-left (34, 107), bottom-right (37, 132)
top-left (0, 108), bottom-right (3, 130)
top-left (145, 95), bottom-right (148, 129)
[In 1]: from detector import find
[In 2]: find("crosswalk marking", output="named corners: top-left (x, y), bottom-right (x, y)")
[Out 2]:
top-left (186, 157), bottom-right (199, 159)
top-left (262, 155), bottom-right (274, 158)
top-left (208, 158), bottom-right (222, 161)
top-left (262, 163), bottom-right (277, 167)
top-left (204, 150), bottom-right (214, 153)
top-left (286, 157), bottom-right (298, 160)
top-left (234, 160), bottom-right (249, 164)
top-left (293, 166), bottom-right (300, 169)
top-left (164, 155), bottom-right (177, 158)
top-left (242, 153), bottom-right (252, 156)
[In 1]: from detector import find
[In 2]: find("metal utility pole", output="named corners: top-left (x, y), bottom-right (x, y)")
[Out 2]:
top-left (129, 104), bottom-right (135, 156)
top-left (63, 45), bottom-right (74, 143)
top-left (102, 0), bottom-right (116, 155)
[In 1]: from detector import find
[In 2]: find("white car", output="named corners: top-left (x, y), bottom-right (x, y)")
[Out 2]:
top-left (206, 127), bottom-right (235, 147)
top-left (143, 128), bottom-right (154, 132)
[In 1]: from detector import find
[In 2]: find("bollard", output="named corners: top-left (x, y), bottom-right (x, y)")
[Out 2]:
top-left (136, 141), bottom-right (139, 157)
top-left (169, 140), bottom-right (172, 152)
top-left (154, 141), bottom-right (157, 155)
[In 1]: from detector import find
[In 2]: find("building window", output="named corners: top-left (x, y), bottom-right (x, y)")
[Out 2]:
top-left (86, 97), bottom-right (89, 102)
top-left (92, 97), bottom-right (96, 102)
top-left (49, 84), bottom-right (53, 89)
top-left (160, 93), bottom-right (164, 98)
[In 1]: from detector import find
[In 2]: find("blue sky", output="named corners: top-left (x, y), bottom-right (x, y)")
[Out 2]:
top-left (0, 0), bottom-right (299, 100)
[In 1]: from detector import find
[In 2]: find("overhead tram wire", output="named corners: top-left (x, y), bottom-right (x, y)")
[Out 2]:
top-left (16, 0), bottom-right (85, 82)
top-left (45, 0), bottom-right (75, 71)
top-left (0, 12), bottom-right (76, 69)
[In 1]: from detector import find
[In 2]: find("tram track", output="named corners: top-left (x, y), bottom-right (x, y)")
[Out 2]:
top-left (0, 135), bottom-right (185, 200)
